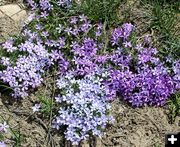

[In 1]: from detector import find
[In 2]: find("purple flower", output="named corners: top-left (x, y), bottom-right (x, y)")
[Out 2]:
top-left (40, 11), bottom-right (49, 18)
top-left (94, 55), bottom-right (109, 64)
top-left (35, 24), bottom-right (42, 30)
top-left (53, 73), bottom-right (113, 145)
top-left (0, 41), bottom-right (51, 98)
top-left (95, 30), bottom-right (102, 37)
top-left (123, 41), bottom-right (132, 48)
top-left (70, 16), bottom-right (78, 24)
top-left (122, 23), bottom-right (134, 39)
top-left (2, 40), bottom-right (17, 52)
top-left (108, 59), bottom-right (176, 107)
top-left (144, 35), bottom-right (151, 45)
top-left (0, 57), bottom-right (11, 66)
top-left (58, 58), bottom-right (69, 74)
top-left (64, 27), bottom-right (72, 35)
top-left (97, 23), bottom-right (103, 30)
top-left (71, 27), bottom-right (80, 36)
top-left (39, 0), bottom-right (53, 11)
top-left (172, 60), bottom-right (180, 89)
top-left (50, 50), bottom-right (63, 61)
top-left (27, 13), bottom-right (36, 22)
top-left (135, 44), bottom-right (143, 50)
top-left (41, 31), bottom-right (49, 37)
top-left (111, 28), bottom-right (123, 45)
top-left (57, 37), bottom-right (66, 48)
top-left (138, 47), bottom-right (157, 64)
top-left (55, 95), bottom-right (62, 103)
top-left (58, 0), bottom-right (72, 8)
top-left (111, 23), bottom-right (134, 45)
top-left (80, 21), bottom-right (92, 32)
top-left (0, 141), bottom-right (6, 147)
top-left (26, 0), bottom-right (38, 10)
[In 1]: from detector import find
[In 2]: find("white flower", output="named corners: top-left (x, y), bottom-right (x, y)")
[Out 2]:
top-left (57, 78), bottom-right (68, 89)
top-left (0, 122), bottom-right (9, 133)
top-left (32, 104), bottom-right (41, 113)
top-left (56, 24), bottom-right (64, 33)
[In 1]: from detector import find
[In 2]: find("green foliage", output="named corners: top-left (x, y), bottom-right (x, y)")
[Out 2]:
top-left (140, 0), bottom-right (180, 9)
top-left (10, 128), bottom-right (24, 147)
top-left (153, 142), bottom-right (161, 147)
top-left (167, 92), bottom-right (180, 123)
top-left (80, 0), bottom-right (122, 26)
top-left (141, 0), bottom-right (180, 60)
top-left (38, 96), bottom-right (54, 116)
top-left (162, 37), bottom-right (180, 60)
top-left (0, 133), bottom-right (4, 141)
top-left (0, 117), bottom-right (24, 147)
top-left (150, 3), bottom-right (178, 38)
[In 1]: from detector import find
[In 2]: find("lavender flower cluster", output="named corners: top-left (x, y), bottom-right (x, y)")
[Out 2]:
top-left (0, 2), bottom-right (105, 98)
top-left (107, 24), bottom-right (179, 107)
top-left (26, 0), bottom-right (72, 10)
top-left (111, 23), bottom-right (134, 45)
top-left (0, 40), bottom-right (52, 98)
top-left (0, 121), bottom-right (9, 147)
top-left (52, 71), bottom-right (113, 144)
top-left (58, 0), bottom-right (72, 8)
top-left (172, 60), bottom-right (180, 89)
top-left (1, 2), bottom-right (179, 105)
top-left (0, 4), bottom-right (179, 106)
top-left (72, 38), bottom-right (100, 75)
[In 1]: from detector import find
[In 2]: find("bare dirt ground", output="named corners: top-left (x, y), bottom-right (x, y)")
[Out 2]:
top-left (0, 0), bottom-right (179, 147)
top-left (1, 93), bottom-right (179, 147)
top-left (102, 99), bottom-right (180, 147)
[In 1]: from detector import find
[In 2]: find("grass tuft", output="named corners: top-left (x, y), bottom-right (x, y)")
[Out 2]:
top-left (167, 92), bottom-right (180, 123)
top-left (80, 0), bottom-right (123, 26)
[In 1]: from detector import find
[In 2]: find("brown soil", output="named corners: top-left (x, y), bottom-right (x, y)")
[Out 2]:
top-left (0, 94), bottom-right (64, 147)
top-left (102, 99), bottom-right (180, 147)
top-left (1, 94), bottom-right (179, 147)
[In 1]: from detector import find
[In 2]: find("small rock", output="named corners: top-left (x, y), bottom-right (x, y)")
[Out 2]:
top-left (0, 4), bottom-right (22, 17)
top-left (81, 140), bottom-right (89, 147)
top-left (0, 98), bottom-right (3, 106)
top-left (11, 10), bottom-right (27, 22)
top-left (0, 10), bottom-right (4, 18)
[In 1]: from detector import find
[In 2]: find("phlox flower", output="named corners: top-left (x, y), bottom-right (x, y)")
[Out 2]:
top-left (0, 122), bottom-right (9, 133)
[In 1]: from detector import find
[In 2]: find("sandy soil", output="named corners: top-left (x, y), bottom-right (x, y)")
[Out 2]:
top-left (102, 99), bottom-right (180, 147)
top-left (1, 94), bottom-right (179, 147)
